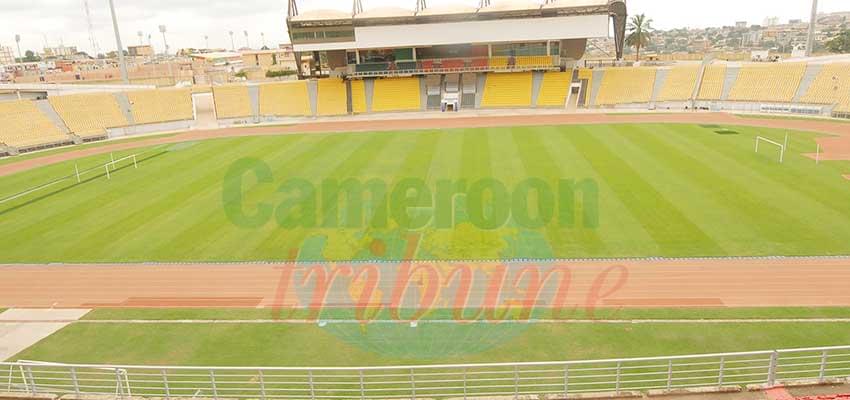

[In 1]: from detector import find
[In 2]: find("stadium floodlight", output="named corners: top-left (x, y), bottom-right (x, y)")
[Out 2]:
top-left (159, 25), bottom-right (169, 55)
top-left (244, 30), bottom-right (249, 49)
top-left (806, 0), bottom-right (818, 57)
top-left (229, 31), bottom-right (235, 51)
top-left (107, 0), bottom-right (130, 84)
top-left (261, 32), bottom-right (266, 48)
top-left (137, 31), bottom-right (143, 45)
top-left (204, 35), bottom-right (209, 49)
top-left (14, 34), bottom-right (22, 63)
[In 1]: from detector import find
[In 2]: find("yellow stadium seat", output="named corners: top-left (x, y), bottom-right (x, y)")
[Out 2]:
top-left (697, 65), bottom-right (726, 100)
top-left (372, 78), bottom-right (421, 112)
top-left (127, 89), bottom-right (194, 125)
top-left (0, 100), bottom-right (70, 149)
top-left (515, 56), bottom-right (556, 68)
top-left (537, 72), bottom-right (571, 107)
top-left (317, 79), bottom-right (348, 116)
top-left (259, 81), bottom-right (311, 117)
top-left (350, 80), bottom-right (367, 114)
top-left (481, 72), bottom-right (533, 108)
top-left (728, 63), bottom-right (806, 103)
top-left (213, 85), bottom-right (252, 119)
top-left (49, 93), bottom-right (128, 138)
top-left (656, 65), bottom-right (700, 102)
top-left (800, 63), bottom-right (850, 112)
top-left (595, 67), bottom-right (656, 105)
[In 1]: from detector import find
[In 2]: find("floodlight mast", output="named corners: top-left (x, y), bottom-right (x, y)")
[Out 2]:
top-left (806, 0), bottom-right (818, 57)
top-left (107, 0), bottom-right (130, 84)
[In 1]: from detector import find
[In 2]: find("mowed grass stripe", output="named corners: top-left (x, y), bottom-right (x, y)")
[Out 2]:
top-left (142, 137), bottom-right (312, 260)
top-left (249, 134), bottom-right (381, 260)
top-left (565, 127), bottom-right (725, 256)
top-left (543, 127), bottom-right (657, 257)
top-left (510, 127), bottom-right (607, 256)
top-left (0, 140), bottom-right (246, 262)
top-left (71, 139), bottom-right (279, 261)
top-left (681, 125), bottom-right (850, 221)
top-left (659, 125), bottom-right (850, 254)
top-left (613, 125), bottom-right (798, 254)
top-left (628, 124), bottom-right (844, 254)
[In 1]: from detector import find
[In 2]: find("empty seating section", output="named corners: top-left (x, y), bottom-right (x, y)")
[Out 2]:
top-left (49, 93), bottom-right (127, 138)
top-left (259, 81), bottom-right (311, 116)
top-left (481, 72), bottom-right (533, 108)
top-left (656, 66), bottom-right (700, 102)
top-left (441, 59), bottom-right (466, 69)
top-left (471, 59), bottom-right (489, 68)
top-left (0, 100), bottom-right (69, 148)
top-left (317, 79), bottom-right (348, 116)
top-left (127, 89), bottom-right (193, 124)
top-left (800, 63), bottom-right (850, 112)
top-left (697, 65), bottom-right (726, 100)
top-left (490, 57), bottom-right (509, 69)
top-left (372, 78), bottom-right (421, 112)
top-left (350, 80), bottom-right (367, 113)
top-left (516, 56), bottom-right (555, 68)
top-left (213, 85), bottom-right (252, 119)
top-left (595, 67), bottom-right (656, 105)
top-left (537, 72), bottom-right (571, 107)
top-left (728, 63), bottom-right (806, 103)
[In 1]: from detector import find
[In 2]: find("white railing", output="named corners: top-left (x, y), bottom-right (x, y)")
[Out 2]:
top-left (3, 346), bottom-right (850, 400)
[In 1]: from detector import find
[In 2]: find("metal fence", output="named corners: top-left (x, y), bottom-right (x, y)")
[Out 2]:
top-left (4, 345), bottom-right (850, 400)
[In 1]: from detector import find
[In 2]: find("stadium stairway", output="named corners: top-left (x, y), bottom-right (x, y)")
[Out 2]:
top-left (475, 74), bottom-right (486, 108)
top-left (114, 93), bottom-right (136, 125)
top-left (248, 86), bottom-right (261, 122)
top-left (307, 80), bottom-right (319, 116)
top-left (720, 65), bottom-right (740, 101)
top-left (794, 63), bottom-right (824, 103)
top-left (530, 71), bottom-right (544, 107)
top-left (589, 69), bottom-right (604, 106)
top-left (650, 68), bottom-right (670, 105)
top-left (34, 100), bottom-right (72, 137)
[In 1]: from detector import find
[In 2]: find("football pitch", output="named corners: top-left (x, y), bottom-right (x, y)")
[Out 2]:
top-left (1, 122), bottom-right (848, 263)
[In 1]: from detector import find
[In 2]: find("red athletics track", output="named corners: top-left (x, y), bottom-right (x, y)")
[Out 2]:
top-left (0, 258), bottom-right (849, 308)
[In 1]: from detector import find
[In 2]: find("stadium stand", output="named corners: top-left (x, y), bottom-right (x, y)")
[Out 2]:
top-left (0, 100), bottom-right (70, 149)
top-left (48, 93), bottom-right (128, 138)
top-left (800, 63), bottom-right (850, 112)
top-left (536, 71), bottom-right (571, 107)
top-left (316, 79), bottom-right (348, 116)
top-left (213, 85), bottom-right (252, 119)
top-left (371, 77), bottom-right (421, 112)
top-left (656, 65), bottom-right (700, 102)
top-left (481, 72), bottom-right (533, 108)
top-left (516, 56), bottom-right (556, 68)
top-left (728, 63), bottom-right (806, 103)
top-left (259, 81), bottom-right (311, 117)
top-left (595, 67), bottom-right (656, 105)
top-left (127, 89), bottom-right (194, 125)
top-left (350, 80), bottom-right (368, 113)
top-left (697, 65), bottom-right (726, 100)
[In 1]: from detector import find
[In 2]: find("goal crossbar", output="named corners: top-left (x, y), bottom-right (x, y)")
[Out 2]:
top-left (755, 135), bottom-right (787, 163)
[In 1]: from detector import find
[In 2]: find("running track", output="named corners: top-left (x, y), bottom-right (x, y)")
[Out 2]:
top-left (1, 112), bottom-right (849, 309)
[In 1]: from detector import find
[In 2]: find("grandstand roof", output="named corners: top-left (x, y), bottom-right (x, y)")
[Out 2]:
top-left (478, 0), bottom-right (543, 13)
top-left (416, 4), bottom-right (479, 16)
top-left (355, 6), bottom-right (415, 19)
top-left (542, 0), bottom-right (608, 9)
top-left (289, 9), bottom-right (351, 22)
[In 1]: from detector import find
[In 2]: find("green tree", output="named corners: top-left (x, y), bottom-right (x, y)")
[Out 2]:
top-left (826, 29), bottom-right (850, 53)
top-left (626, 14), bottom-right (654, 61)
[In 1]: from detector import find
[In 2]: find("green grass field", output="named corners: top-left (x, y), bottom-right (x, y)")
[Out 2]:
top-left (1, 123), bottom-right (849, 262)
top-left (11, 321), bottom-right (850, 365)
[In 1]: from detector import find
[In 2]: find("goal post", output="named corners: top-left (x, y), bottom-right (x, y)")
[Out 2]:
top-left (755, 134), bottom-right (787, 163)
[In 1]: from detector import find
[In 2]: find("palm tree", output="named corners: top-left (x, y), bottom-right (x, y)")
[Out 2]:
top-left (626, 14), bottom-right (653, 61)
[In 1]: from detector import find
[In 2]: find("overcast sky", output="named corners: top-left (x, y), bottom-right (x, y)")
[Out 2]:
top-left (1, 0), bottom-right (847, 56)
